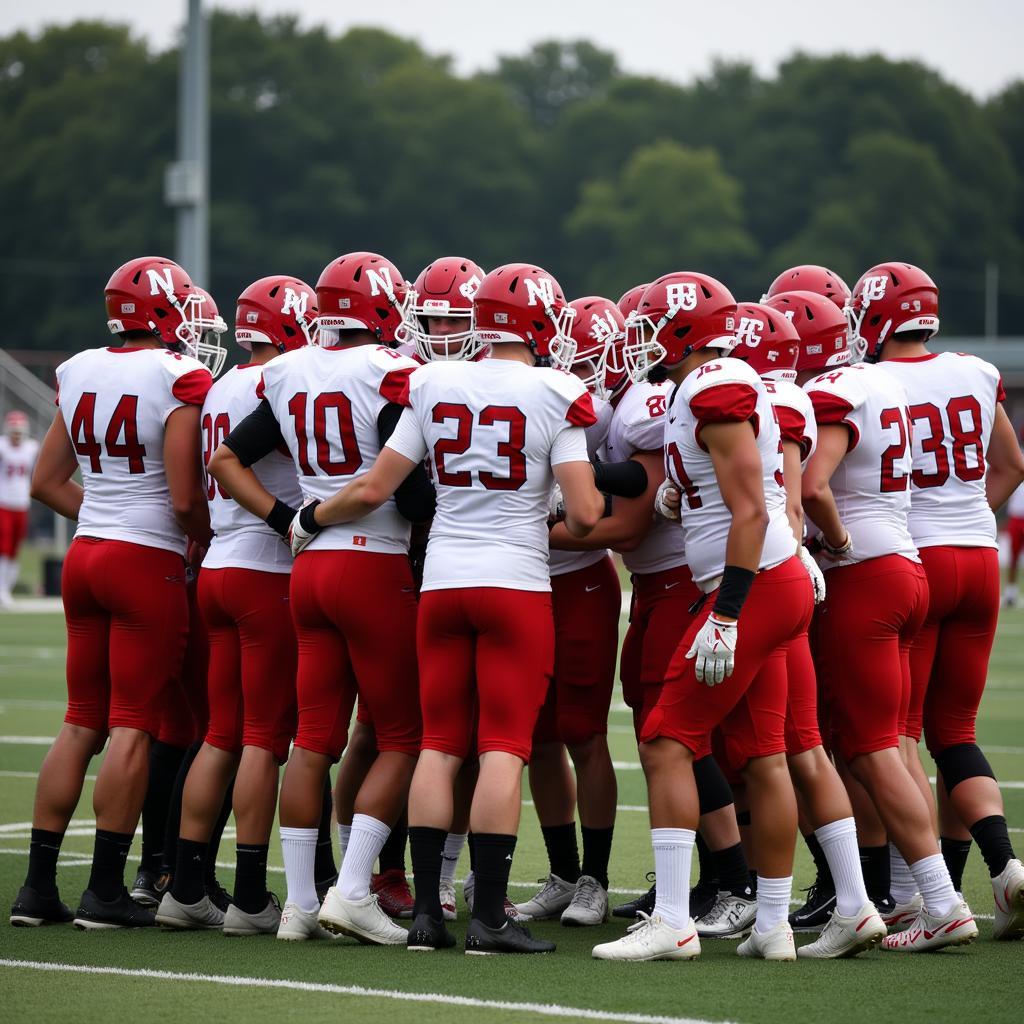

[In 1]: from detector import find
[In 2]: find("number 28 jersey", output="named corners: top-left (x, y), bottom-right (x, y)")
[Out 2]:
top-left (385, 358), bottom-right (595, 592)
top-left (880, 352), bottom-right (1003, 549)
top-left (804, 362), bottom-right (918, 566)
top-left (665, 358), bottom-right (793, 587)
top-left (258, 344), bottom-right (418, 555)
top-left (56, 346), bottom-right (212, 556)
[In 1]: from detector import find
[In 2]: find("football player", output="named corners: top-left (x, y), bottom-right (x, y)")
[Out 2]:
top-left (156, 275), bottom-right (317, 934)
top-left (762, 264), bottom-right (851, 310)
top-left (294, 262), bottom-right (604, 954)
top-left (0, 410), bottom-right (39, 606)
top-left (798, 283), bottom-right (978, 952)
top-left (1005, 475), bottom-right (1024, 608)
top-left (868, 263), bottom-right (1024, 940)
top-left (10, 256), bottom-right (215, 929)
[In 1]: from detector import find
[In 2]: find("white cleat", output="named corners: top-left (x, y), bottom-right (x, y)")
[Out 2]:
top-left (318, 887), bottom-right (407, 945)
top-left (696, 891), bottom-right (757, 938)
top-left (991, 859), bottom-right (1024, 941)
top-left (737, 920), bottom-right (797, 961)
top-left (881, 893), bottom-right (923, 932)
top-left (439, 880), bottom-right (458, 922)
top-left (155, 892), bottom-right (225, 930)
top-left (223, 895), bottom-right (282, 936)
top-left (796, 903), bottom-right (886, 958)
top-left (561, 875), bottom-right (609, 927)
top-left (881, 899), bottom-right (978, 952)
top-left (514, 873), bottom-right (576, 922)
top-left (277, 902), bottom-right (332, 941)
top-left (592, 912), bottom-right (701, 961)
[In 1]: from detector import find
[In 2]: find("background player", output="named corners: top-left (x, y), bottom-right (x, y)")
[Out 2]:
top-left (0, 410), bottom-right (39, 606)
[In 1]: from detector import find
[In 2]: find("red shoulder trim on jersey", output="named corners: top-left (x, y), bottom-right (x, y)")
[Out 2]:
top-left (566, 392), bottom-right (598, 428)
top-left (172, 368), bottom-right (213, 406)
top-left (255, 375), bottom-right (266, 401)
top-left (807, 390), bottom-right (859, 451)
top-left (54, 384), bottom-right (60, 408)
top-left (380, 366), bottom-right (415, 406)
top-left (997, 377), bottom-right (1006, 404)
top-left (689, 382), bottom-right (758, 426)
top-left (775, 404), bottom-right (808, 449)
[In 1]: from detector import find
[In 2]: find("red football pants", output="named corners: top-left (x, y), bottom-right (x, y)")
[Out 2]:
top-left (0, 507), bottom-right (28, 558)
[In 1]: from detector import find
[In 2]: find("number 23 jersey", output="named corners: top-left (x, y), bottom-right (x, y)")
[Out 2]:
top-left (385, 358), bottom-right (595, 592)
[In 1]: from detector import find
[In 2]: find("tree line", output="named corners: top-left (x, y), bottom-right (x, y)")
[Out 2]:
top-left (1, 13), bottom-right (1022, 355)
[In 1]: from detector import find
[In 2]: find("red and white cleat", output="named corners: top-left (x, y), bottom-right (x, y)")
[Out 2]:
top-left (881, 899), bottom-right (978, 952)
top-left (992, 858), bottom-right (1024, 941)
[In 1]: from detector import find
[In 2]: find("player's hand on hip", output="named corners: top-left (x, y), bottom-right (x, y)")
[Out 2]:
top-left (686, 615), bottom-right (738, 686)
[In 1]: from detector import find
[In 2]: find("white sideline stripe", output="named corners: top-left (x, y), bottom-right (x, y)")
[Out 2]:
top-left (0, 736), bottom-right (57, 745)
top-left (0, 960), bottom-right (727, 1024)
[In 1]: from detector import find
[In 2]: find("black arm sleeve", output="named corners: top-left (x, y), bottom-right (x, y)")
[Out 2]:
top-left (222, 400), bottom-right (285, 468)
top-left (592, 458), bottom-right (649, 498)
top-left (377, 403), bottom-right (437, 524)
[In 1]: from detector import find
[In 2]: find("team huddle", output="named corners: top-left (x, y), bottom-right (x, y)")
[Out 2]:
top-left (8, 249), bottom-right (1024, 961)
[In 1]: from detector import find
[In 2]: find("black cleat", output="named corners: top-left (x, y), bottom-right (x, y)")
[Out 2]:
top-left (465, 917), bottom-right (555, 955)
top-left (612, 874), bottom-right (656, 919)
top-left (315, 877), bottom-right (336, 905)
top-left (74, 888), bottom-right (157, 930)
top-left (407, 912), bottom-right (456, 951)
top-left (873, 894), bottom-right (896, 917)
top-left (689, 879), bottom-right (720, 922)
top-left (205, 879), bottom-right (232, 913)
top-left (130, 868), bottom-right (170, 908)
top-left (10, 885), bottom-right (74, 927)
top-left (789, 882), bottom-right (837, 933)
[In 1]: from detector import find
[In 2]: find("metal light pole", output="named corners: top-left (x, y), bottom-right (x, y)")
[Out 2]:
top-left (165, 0), bottom-right (209, 285)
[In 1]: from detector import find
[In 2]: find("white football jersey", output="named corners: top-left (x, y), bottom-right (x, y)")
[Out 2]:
top-left (549, 394), bottom-right (612, 577)
top-left (804, 362), bottom-right (918, 567)
top-left (201, 364), bottom-right (303, 573)
top-left (1008, 481), bottom-right (1024, 519)
top-left (385, 358), bottom-right (594, 591)
top-left (56, 346), bottom-right (212, 555)
top-left (665, 358), bottom-right (794, 587)
top-left (605, 381), bottom-right (686, 576)
top-left (765, 378), bottom-right (817, 466)
top-left (881, 353), bottom-right (1003, 549)
top-left (0, 436), bottom-right (39, 510)
top-left (258, 344), bottom-right (419, 555)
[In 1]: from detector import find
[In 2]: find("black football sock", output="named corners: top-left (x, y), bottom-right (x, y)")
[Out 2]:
top-left (580, 825), bottom-right (614, 890)
top-left (139, 742), bottom-right (187, 873)
top-left (695, 831), bottom-right (718, 889)
top-left (541, 822), bottom-right (580, 883)
top-left (860, 845), bottom-right (890, 904)
top-left (161, 740), bottom-right (202, 875)
top-left (87, 829), bottom-right (133, 901)
top-left (379, 810), bottom-right (408, 873)
top-left (804, 832), bottom-right (835, 891)
top-left (172, 838), bottom-right (208, 905)
top-left (26, 827), bottom-right (64, 898)
top-left (969, 815), bottom-right (1015, 878)
top-left (468, 832), bottom-right (477, 873)
top-left (314, 775), bottom-right (336, 890)
top-left (204, 782), bottom-right (234, 890)
top-left (233, 843), bottom-right (270, 914)
top-left (713, 842), bottom-right (753, 898)
top-left (409, 826), bottom-right (446, 919)
top-left (472, 832), bottom-right (517, 928)
top-left (940, 837), bottom-right (972, 892)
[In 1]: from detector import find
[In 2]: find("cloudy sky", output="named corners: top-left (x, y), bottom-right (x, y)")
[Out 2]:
top-left (7, 0), bottom-right (1022, 97)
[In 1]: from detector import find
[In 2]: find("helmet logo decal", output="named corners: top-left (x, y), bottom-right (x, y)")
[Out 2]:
top-left (735, 316), bottom-right (764, 348)
top-left (665, 282), bottom-right (697, 313)
top-left (861, 275), bottom-right (888, 302)
top-left (494, 312), bottom-right (509, 324)
top-left (524, 276), bottom-right (556, 308)
top-left (246, 311), bottom-right (260, 323)
top-left (458, 274), bottom-right (482, 300)
top-left (281, 286), bottom-right (309, 318)
top-left (589, 310), bottom-right (619, 341)
top-left (146, 267), bottom-right (175, 297)
top-left (366, 267), bottom-right (395, 299)
top-left (120, 303), bottom-right (136, 314)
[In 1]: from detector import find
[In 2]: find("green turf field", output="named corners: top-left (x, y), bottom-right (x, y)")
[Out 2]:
top-left (1, 603), bottom-right (1022, 1024)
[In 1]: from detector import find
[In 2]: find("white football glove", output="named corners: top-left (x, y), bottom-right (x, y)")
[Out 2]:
top-left (798, 544), bottom-right (826, 604)
top-left (654, 478), bottom-right (681, 521)
top-left (686, 614), bottom-right (738, 686)
top-left (548, 483), bottom-right (566, 523)
top-left (288, 499), bottom-right (322, 557)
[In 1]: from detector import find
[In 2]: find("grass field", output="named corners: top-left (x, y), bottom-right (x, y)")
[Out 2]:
top-left (1, 601), bottom-right (1022, 1024)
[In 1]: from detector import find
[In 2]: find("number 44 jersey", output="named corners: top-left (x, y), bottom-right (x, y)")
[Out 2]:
top-left (56, 346), bottom-right (212, 555)
top-left (385, 358), bottom-right (596, 592)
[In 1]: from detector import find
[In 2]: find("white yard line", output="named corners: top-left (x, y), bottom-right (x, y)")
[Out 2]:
top-left (0, 959), bottom-right (731, 1024)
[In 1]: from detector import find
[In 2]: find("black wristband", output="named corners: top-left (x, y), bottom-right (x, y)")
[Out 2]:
top-left (712, 564), bottom-right (756, 619)
top-left (265, 499), bottom-right (298, 539)
top-left (298, 500), bottom-right (322, 535)
top-left (592, 459), bottom-right (649, 498)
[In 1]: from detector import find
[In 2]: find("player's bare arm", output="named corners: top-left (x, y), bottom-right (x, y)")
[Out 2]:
top-left (551, 459), bottom-right (603, 538)
top-left (801, 424), bottom-right (850, 551)
top-left (164, 405), bottom-right (212, 546)
top-left (781, 439), bottom-right (804, 547)
top-left (985, 403), bottom-right (1024, 511)
top-left (29, 413), bottom-right (83, 521)
top-left (313, 447), bottom-right (421, 526)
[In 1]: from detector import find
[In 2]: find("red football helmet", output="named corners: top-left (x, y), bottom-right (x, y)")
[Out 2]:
top-left (235, 276), bottom-right (318, 356)
top-left (407, 256), bottom-right (486, 362)
top-left (617, 283), bottom-right (649, 321)
top-left (846, 262), bottom-right (939, 363)
top-left (763, 290), bottom-right (849, 374)
top-left (566, 296), bottom-right (627, 400)
top-left (761, 265), bottom-right (850, 310)
top-left (623, 272), bottom-right (738, 382)
top-left (315, 252), bottom-right (409, 347)
top-left (472, 263), bottom-right (575, 368)
top-left (731, 302), bottom-right (800, 382)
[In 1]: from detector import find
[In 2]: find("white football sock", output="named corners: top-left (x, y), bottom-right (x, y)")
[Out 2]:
top-left (651, 827), bottom-right (694, 929)
top-left (441, 832), bottom-right (467, 884)
top-left (280, 826), bottom-right (319, 913)
top-left (336, 813), bottom-right (390, 901)
top-left (337, 823), bottom-right (351, 861)
top-left (0, 556), bottom-right (13, 597)
top-left (909, 853), bottom-right (959, 918)
top-left (889, 843), bottom-right (918, 903)
top-left (755, 875), bottom-right (793, 933)
top-left (816, 817), bottom-right (870, 917)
